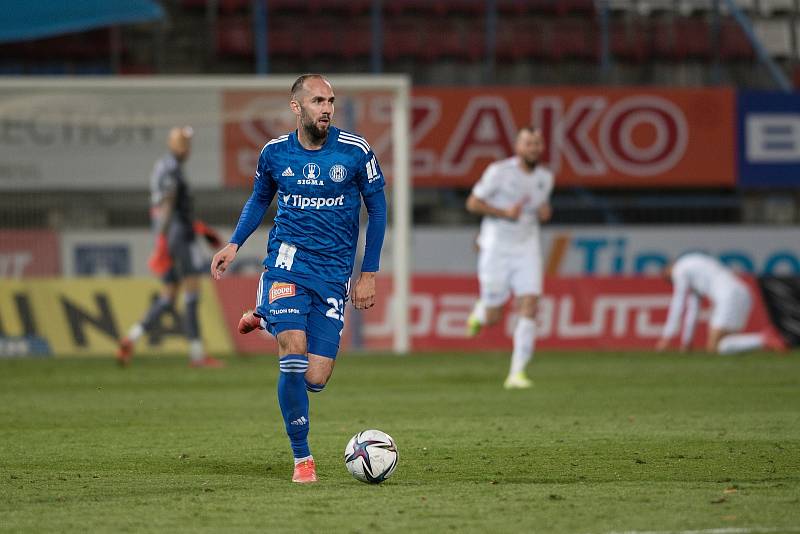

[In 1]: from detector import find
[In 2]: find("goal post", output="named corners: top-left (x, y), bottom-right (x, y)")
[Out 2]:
top-left (0, 74), bottom-right (412, 355)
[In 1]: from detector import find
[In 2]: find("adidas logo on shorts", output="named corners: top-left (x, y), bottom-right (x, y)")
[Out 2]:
top-left (282, 167), bottom-right (295, 177)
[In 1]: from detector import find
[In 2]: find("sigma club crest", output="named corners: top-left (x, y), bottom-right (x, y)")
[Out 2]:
top-left (329, 164), bottom-right (348, 182)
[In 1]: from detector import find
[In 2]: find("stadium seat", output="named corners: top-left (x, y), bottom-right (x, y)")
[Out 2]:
top-left (678, 17), bottom-right (713, 59)
top-left (733, 0), bottom-right (757, 13)
top-left (308, 0), bottom-right (372, 15)
top-left (496, 18), bottom-right (549, 61)
top-left (653, 17), bottom-right (713, 60)
top-left (219, 0), bottom-right (250, 13)
top-left (607, 0), bottom-right (634, 14)
top-left (497, 0), bottom-right (532, 15)
top-left (610, 20), bottom-right (651, 63)
top-left (384, 0), bottom-right (452, 16)
top-left (340, 23), bottom-right (372, 59)
top-left (759, 0), bottom-right (796, 16)
top-left (382, 22), bottom-right (425, 60)
top-left (298, 25), bottom-right (340, 59)
top-left (753, 18), bottom-right (793, 58)
top-left (635, 0), bottom-right (676, 16)
top-left (268, 27), bottom-right (298, 57)
top-left (551, 18), bottom-right (598, 60)
top-left (217, 17), bottom-right (253, 57)
top-left (720, 19), bottom-right (755, 60)
top-left (561, 0), bottom-right (597, 14)
top-left (181, 0), bottom-right (207, 10)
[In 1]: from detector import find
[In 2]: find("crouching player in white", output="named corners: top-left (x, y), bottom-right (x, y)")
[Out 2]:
top-left (465, 127), bottom-right (554, 389)
top-left (656, 252), bottom-right (787, 354)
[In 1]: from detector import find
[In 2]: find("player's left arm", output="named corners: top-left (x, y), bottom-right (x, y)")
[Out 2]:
top-left (657, 276), bottom-right (689, 351)
top-left (353, 150), bottom-right (387, 310)
top-left (537, 169), bottom-right (555, 222)
top-left (679, 292), bottom-right (700, 351)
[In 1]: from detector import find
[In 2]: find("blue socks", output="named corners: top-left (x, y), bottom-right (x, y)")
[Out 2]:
top-left (305, 379), bottom-right (326, 393)
top-left (277, 354), bottom-right (310, 459)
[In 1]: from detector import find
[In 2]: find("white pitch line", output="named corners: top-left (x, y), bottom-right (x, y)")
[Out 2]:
top-left (599, 527), bottom-right (800, 534)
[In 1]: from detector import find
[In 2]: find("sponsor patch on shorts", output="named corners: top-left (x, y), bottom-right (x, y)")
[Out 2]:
top-left (269, 282), bottom-right (296, 303)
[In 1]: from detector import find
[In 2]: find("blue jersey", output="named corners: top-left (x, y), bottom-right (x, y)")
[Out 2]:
top-left (232, 126), bottom-right (385, 283)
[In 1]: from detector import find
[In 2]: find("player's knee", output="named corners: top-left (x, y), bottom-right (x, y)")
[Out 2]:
top-left (304, 367), bottom-right (332, 387)
top-left (277, 331), bottom-right (307, 355)
top-left (518, 297), bottom-right (539, 319)
top-left (485, 307), bottom-right (503, 325)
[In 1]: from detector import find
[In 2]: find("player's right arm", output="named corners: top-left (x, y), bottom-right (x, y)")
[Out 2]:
top-left (657, 275), bottom-right (689, 350)
top-left (465, 163), bottom-right (522, 220)
top-left (679, 292), bottom-right (700, 351)
top-left (211, 149), bottom-right (277, 279)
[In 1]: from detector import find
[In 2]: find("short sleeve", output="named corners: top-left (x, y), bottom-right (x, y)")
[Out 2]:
top-left (357, 149), bottom-right (385, 196)
top-left (471, 163), bottom-right (500, 201)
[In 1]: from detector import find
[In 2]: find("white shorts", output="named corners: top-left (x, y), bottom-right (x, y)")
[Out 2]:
top-left (477, 244), bottom-right (542, 307)
top-left (710, 282), bottom-right (752, 331)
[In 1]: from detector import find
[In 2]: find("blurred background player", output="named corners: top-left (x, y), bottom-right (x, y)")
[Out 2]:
top-left (210, 74), bottom-right (387, 483)
top-left (116, 126), bottom-right (224, 368)
top-left (465, 127), bottom-right (554, 389)
top-left (657, 252), bottom-right (787, 354)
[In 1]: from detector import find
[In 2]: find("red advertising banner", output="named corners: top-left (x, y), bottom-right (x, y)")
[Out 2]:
top-left (222, 89), bottom-right (393, 188)
top-left (215, 274), bottom-right (771, 353)
top-left (221, 87), bottom-right (734, 189)
top-left (413, 87), bottom-right (735, 188)
top-left (0, 230), bottom-right (60, 278)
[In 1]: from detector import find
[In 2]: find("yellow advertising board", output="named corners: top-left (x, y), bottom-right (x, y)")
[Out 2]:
top-left (0, 278), bottom-right (233, 357)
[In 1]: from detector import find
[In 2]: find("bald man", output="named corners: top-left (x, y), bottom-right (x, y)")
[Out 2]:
top-left (116, 126), bottom-right (223, 368)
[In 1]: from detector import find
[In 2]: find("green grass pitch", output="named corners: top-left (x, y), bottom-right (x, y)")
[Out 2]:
top-left (1, 351), bottom-right (799, 533)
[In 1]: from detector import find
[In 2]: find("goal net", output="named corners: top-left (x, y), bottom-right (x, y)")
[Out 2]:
top-left (0, 75), bottom-right (411, 357)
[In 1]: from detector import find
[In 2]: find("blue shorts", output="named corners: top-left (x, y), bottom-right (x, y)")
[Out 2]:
top-left (256, 269), bottom-right (348, 359)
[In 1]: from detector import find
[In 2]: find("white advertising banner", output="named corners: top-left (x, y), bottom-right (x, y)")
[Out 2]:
top-left (412, 226), bottom-right (800, 276)
top-left (61, 226), bottom-right (799, 277)
top-left (0, 80), bottom-right (222, 190)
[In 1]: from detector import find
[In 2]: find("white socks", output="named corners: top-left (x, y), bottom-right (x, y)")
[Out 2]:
top-left (126, 323), bottom-right (144, 342)
top-left (510, 316), bottom-right (537, 375)
top-left (718, 333), bottom-right (765, 355)
top-left (294, 455), bottom-right (313, 465)
top-left (470, 299), bottom-right (487, 324)
top-left (189, 339), bottom-right (205, 362)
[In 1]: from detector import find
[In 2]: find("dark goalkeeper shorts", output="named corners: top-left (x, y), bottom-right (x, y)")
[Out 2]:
top-left (163, 233), bottom-right (205, 283)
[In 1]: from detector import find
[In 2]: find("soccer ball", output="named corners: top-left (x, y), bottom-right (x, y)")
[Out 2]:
top-left (344, 429), bottom-right (398, 484)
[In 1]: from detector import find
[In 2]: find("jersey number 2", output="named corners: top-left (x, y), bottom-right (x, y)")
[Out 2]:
top-left (326, 298), bottom-right (344, 321)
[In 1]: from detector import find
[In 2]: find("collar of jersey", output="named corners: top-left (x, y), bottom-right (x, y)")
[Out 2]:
top-left (289, 126), bottom-right (338, 154)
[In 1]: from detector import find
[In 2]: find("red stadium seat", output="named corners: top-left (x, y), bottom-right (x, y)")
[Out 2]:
top-left (496, 19), bottom-right (549, 61)
top-left (551, 18), bottom-right (598, 61)
top-left (219, 0), bottom-right (250, 13)
top-left (561, 0), bottom-right (597, 14)
top-left (298, 24), bottom-right (340, 59)
top-left (217, 17), bottom-right (253, 57)
top-left (340, 23), bottom-right (372, 59)
top-left (267, 27), bottom-right (298, 57)
top-left (720, 19), bottom-right (754, 60)
top-left (181, 0), bottom-right (207, 10)
top-left (308, 0), bottom-right (371, 15)
top-left (675, 17), bottom-right (712, 59)
top-left (610, 20), bottom-right (651, 63)
top-left (382, 22), bottom-right (424, 61)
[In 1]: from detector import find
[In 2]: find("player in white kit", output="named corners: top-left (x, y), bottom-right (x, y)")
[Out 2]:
top-left (657, 252), bottom-right (787, 354)
top-left (465, 127), bottom-right (554, 389)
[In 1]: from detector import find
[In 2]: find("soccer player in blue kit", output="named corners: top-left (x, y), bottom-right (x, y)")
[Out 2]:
top-left (210, 74), bottom-right (387, 483)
